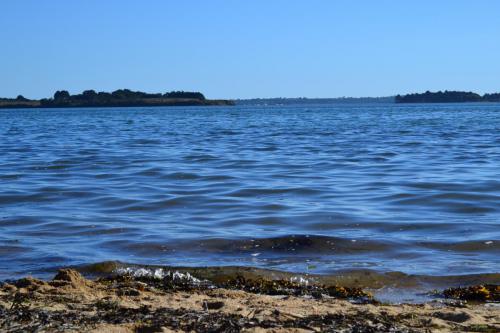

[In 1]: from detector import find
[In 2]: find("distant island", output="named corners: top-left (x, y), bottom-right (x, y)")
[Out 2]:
top-left (396, 91), bottom-right (500, 103)
top-left (0, 89), bottom-right (234, 109)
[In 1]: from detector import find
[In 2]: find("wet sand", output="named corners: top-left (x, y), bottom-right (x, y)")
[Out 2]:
top-left (1, 269), bottom-right (499, 332)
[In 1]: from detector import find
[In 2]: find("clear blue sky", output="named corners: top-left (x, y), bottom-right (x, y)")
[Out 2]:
top-left (1, 0), bottom-right (499, 99)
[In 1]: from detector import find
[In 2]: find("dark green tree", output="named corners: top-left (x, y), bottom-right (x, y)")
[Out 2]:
top-left (54, 90), bottom-right (70, 101)
top-left (82, 90), bottom-right (97, 98)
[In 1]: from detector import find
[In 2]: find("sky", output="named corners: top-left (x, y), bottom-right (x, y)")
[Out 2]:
top-left (1, 0), bottom-right (500, 99)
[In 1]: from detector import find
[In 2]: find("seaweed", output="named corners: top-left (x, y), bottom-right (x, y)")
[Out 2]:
top-left (99, 270), bottom-right (373, 302)
top-left (103, 272), bottom-right (374, 302)
top-left (443, 285), bottom-right (500, 302)
top-left (0, 302), bottom-right (416, 333)
top-left (218, 274), bottom-right (372, 300)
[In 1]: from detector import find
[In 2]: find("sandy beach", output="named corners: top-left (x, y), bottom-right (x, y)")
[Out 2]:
top-left (1, 269), bottom-right (498, 332)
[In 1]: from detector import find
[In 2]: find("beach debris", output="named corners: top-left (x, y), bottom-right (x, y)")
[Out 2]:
top-left (203, 300), bottom-right (225, 310)
top-left (13, 277), bottom-right (45, 290)
top-left (218, 274), bottom-right (372, 300)
top-left (443, 285), bottom-right (500, 302)
top-left (116, 287), bottom-right (141, 296)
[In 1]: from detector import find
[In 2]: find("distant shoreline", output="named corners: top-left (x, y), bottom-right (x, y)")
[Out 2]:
top-left (4, 89), bottom-right (500, 109)
top-left (235, 91), bottom-right (500, 105)
top-left (0, 89), bottom-right (234, 109)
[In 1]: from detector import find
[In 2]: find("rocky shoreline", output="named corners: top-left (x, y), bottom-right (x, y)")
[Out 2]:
top-left (1, 269), bottom-right (499, 332)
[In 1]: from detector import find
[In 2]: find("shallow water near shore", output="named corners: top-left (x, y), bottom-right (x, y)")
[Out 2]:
top-left (1, 103), bottom-right (500, 291)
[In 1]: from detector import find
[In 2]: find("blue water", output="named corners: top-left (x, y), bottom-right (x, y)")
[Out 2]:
top-left (1, 103), bottom-right (500, 281)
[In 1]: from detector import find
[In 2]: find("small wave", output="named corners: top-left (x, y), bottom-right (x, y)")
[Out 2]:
top-left (128, 139), bottom-right (162, 145)
top-left (183, 154), bottom-right (219, 162)
top-left (133, 168), bottom-right (165, 177)
top-left (0, 192), bottom-right (56, 204)
top-left (420, 240), bottom-right (500, 252)
top-left (114, 267), bottom-right (202, 284)
top-left (391, 192), bottom-right (499, 213)
top-left (78, 261), bottom-right (500, 294)
top-left (227, 187), bottom-right (321, 198)
top-left (161, 235), bottom-right (394, 255)
top-left (162, 172), bottom-right (202, 180)
top-left (0, 245), bottom-right (31, 256)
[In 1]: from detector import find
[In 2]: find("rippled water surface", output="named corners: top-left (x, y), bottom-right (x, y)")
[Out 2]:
top-left (1, 104), bottom-right (500, 281)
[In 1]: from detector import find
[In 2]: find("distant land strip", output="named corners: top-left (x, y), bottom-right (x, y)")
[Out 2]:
top-left (3, 90), bottom-right (500, 109)
top-left (236, 91), bottom-right (500, 105)
top-left (234, 96), bottom-right (394, 105)
top-left (0, 89), bottom-right (234, 109)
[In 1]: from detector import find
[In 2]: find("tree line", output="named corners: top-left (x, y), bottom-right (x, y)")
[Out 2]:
top-left (396, 91), bottom-right (500, 103)
top-left (0, 89), bottom-right (237, 109)
top-left (41, 89), bottom-right (206, 106)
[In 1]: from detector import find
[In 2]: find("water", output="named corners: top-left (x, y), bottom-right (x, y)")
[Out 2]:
top-left (1, 103), bottom-right (500, 287)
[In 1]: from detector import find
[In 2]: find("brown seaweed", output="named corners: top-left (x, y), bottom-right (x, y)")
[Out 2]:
top-left (443, 284), bottom-right (500, 302)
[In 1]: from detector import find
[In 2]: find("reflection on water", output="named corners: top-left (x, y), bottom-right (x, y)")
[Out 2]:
top-left (0, 103), bottom-right (499, 281)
